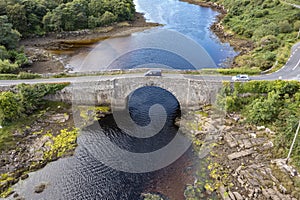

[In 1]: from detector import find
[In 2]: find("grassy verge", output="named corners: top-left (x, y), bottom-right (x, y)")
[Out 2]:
top-left (182, 68), bottom-right (261, 75)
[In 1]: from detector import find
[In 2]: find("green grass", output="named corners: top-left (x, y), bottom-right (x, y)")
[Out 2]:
top-left (207, 0), bottom-right (300, 71)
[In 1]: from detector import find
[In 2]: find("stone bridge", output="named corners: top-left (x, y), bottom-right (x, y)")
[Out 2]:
top-left (46, 76), bottom-right (223, 110)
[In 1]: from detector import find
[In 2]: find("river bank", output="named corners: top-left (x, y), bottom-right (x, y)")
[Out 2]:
top-left (0, 98), bottom-right (111, 198)
top-left (183, 108), bottom-right (300, 200)
top-left (20, 13), bottom-right (160, 74)
top-left (181, 0), bottom-right (254, 67)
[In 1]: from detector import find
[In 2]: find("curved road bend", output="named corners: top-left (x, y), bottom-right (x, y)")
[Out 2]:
top-left (185, 42), bottom-right (300, 82)
top-left (0, 42), bottom-right (300, 86)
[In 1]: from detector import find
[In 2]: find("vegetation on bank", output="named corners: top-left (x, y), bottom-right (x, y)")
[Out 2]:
top-left (205, 0), bottom-right (300, 71)
top-left (0, 0), bottom-right (135, 74)
top-left (217, 80), bottom-right (300, 168)
top-left (0, 83), bottom-right (69, 125)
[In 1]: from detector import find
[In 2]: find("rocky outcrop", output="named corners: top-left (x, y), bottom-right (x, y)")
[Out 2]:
top-left (212, 116), bottom-right (300, 200)
top-left (186, 111), bottom-right (300, 200)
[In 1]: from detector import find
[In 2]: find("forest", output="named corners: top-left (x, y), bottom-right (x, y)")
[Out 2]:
top-left (0, 0), bottom-right (136, 74)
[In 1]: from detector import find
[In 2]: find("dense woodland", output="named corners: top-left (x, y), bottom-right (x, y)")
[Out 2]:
top-left (0, 0), bottom-right (136, 73)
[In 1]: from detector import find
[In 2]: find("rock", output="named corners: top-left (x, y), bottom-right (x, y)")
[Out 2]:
top-left (13, 193), bottom-right (19, 198)
top-left (249, 132), bottom-right (256, 138)
top-left (224, 133), bottom-right (238, 148)
top-left (242, 139), bottom-right (253, 149)
top-left (271, 159), bottom-right (299, 177)
top-left (257, 126), bottom-right (265, 131)
top-left (265, 128), bottom-right (275, 134)
top-left (34, 183), bottom-right (47, 193)
top-left (279, 185), bottom-right (287, 194)
top-left (20, 174), bottom-right (29, 180)
top-left (262, 189), bottom-right (271, 198)
top-left (228, 191), bottom-right (236, 200)
top-left (228, 149), bottom-right (255, 160)
top-left (50, 113), bottom-right (69, 123)
top-left (262, 141), bottom-right (274, 150)
top-left (233, 192), bottom-right (243, 200)
top-left (218, 185), bottom-right (231, 200)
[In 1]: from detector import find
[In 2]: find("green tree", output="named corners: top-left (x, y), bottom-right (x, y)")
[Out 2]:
top-left (6, 3), bottom-right (28, 34)
top-left (99, 11), bottom-right (117, 25)
top-left (0, 16), bottom-right (20, 49)
top-left (0, 46), bottom-right (9, 60)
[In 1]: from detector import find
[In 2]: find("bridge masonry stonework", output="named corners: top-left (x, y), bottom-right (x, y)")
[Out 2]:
top-left (45, 77), bottom-right (223, 110)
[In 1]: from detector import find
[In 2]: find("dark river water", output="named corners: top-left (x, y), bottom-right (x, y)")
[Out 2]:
top-left (67, 0), bottom-right (237, 72)
top-left (9, 0), bottom-right (234, 199)
top-left (11, 86), bottom-right (197, 200)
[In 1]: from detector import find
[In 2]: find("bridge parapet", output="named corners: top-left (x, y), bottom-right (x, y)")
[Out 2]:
top-left (45, 77), bottom-right (223, 110)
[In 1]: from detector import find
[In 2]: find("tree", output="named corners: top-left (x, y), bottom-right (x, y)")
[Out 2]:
top-left (0, 46), bottom-right (9, 60)
top-left (99, 11), bottom-right (117, 25)
top-left (0, 16), bottom-right (20, 49)
top-left (6, 3), bottom-right (28, 34)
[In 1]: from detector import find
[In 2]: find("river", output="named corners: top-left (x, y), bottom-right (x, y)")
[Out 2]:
top-left (66, 0), bottom-right (237, 72)
top-left (10, 86), bottom-right (198, 200)
top-left (9, 1), bottom-right (235, 199)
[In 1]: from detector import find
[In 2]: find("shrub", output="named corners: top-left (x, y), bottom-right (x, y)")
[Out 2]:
top-left (17, 72), bottom-right (41, 79)
top-left (294, 21), bottom-right (300, 31)
top-left (0, 59), bottom-right (18, 73)
top-left (0, 83), bottom-right (69, 125)
top-left (278, 20), bottom-right (293, 33)
top-left (0, 74), bottom-right (17, 80)
top-left (0, 91), bottom-right (23, 125)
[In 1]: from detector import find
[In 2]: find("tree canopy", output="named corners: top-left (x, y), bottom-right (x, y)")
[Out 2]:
top-left (0, 0), bottom-right (136, 74)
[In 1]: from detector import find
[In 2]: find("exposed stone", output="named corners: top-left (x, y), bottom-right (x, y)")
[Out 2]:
top-left (228, 191), bottom-right (236, 200)
top-left (34, 183), bottom-right (47, 193)
top-left (228, 149), bottom-right (254, 160)
top-left (233, 192), bottom-right (243, 200)
top-left (224, 133), bottom-right (238, 148)
top-left (218, 185), bottom-right (231, 200)
top-left (265, 128), bottom-right (275, 135)
top-left (256, 126), bottom-right (265, 131)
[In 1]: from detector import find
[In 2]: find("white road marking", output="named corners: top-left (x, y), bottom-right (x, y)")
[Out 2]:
top-left (293, 57), bottom-right (300, 70)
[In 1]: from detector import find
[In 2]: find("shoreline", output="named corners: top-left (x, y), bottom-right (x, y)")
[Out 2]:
top-left (181, 0), bottom-right (254, 67)
top-left (21, 13), bottom-right (159, 49)
top-left (21, 13), bottom-right (160, 74)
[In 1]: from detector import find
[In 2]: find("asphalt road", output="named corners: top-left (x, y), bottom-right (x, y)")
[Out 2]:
top-left (0, 42), bottom-right (300, 86)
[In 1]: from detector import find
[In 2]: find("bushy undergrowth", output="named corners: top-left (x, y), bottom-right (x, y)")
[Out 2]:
top-left (0, 83), bottom-right (69, 125)
top-left (217, 80), bottom-right (300, 168)
top-left (206, 0), bottom-right (300, 71)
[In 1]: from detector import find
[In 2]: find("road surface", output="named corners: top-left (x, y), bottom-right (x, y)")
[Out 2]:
top-left (0, 42), bottom-right (300, 86)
